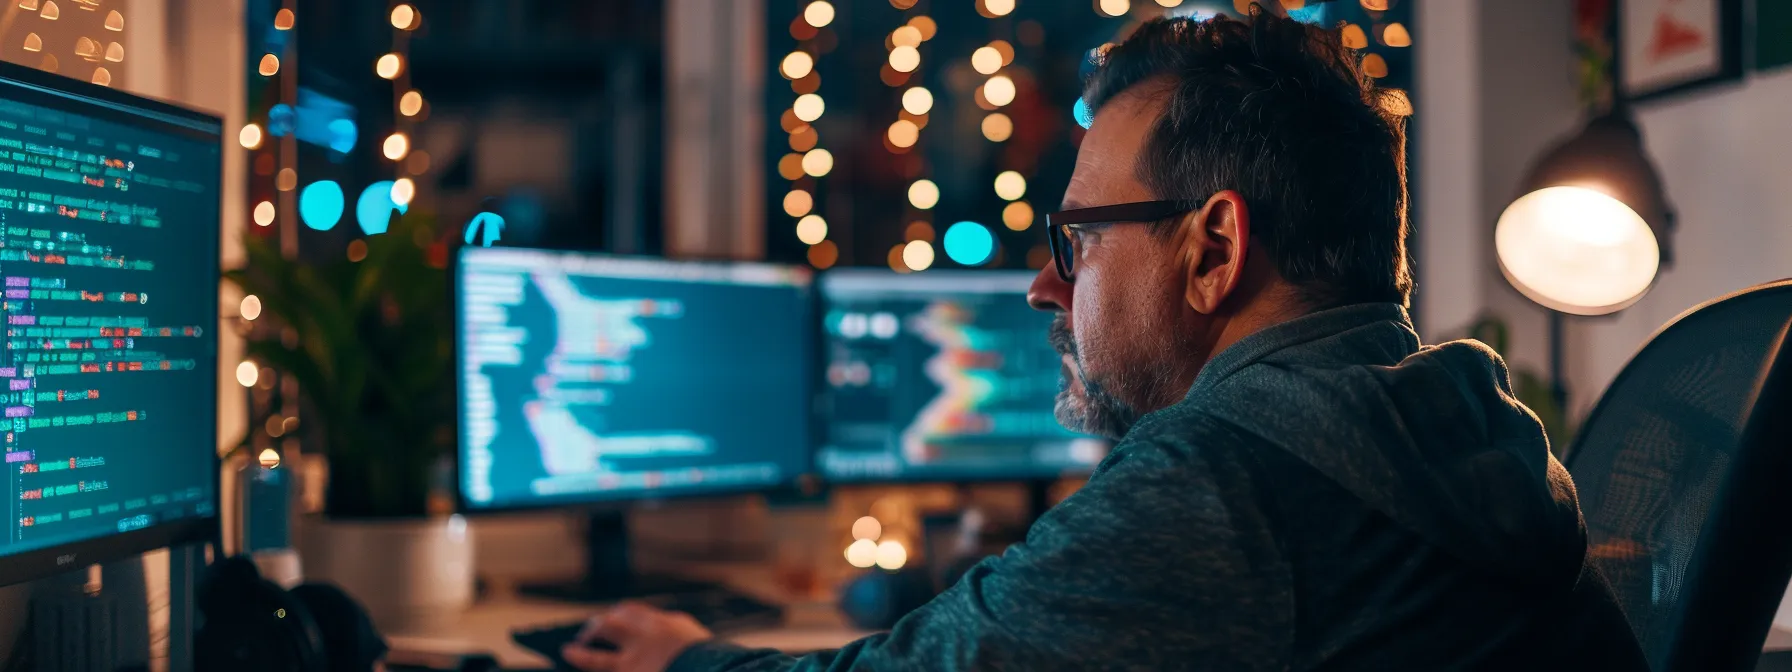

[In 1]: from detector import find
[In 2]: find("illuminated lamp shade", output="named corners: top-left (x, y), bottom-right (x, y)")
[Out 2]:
top-left (944, 221), bottom-right (995, 266)
top-left (357, 181), bottom-right (410, 236)
top-left (804, 1), bottom-right (835, 28)
top-left (299, 180), bottom-right (345, 231)
top-left (907, 180), bottom-right (939, 210)
top-left (1495, 110), bottom-right (1674, 316)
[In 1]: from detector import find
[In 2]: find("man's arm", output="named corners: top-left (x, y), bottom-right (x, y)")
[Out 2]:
top-left (670, 431), bottom-right (1294, 672)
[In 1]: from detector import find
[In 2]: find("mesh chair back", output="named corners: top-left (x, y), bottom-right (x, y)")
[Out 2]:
top-left (1567, 280), bottom-right (1792, 671)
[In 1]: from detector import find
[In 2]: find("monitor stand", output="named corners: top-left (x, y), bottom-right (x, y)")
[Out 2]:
top-left (517, 510), bottom-right (718, 602)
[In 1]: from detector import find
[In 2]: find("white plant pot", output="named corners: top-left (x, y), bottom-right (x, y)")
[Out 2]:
top-left (298, 515), bottom-right (474, 635)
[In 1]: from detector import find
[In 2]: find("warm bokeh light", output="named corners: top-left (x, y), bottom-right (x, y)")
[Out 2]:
top-left (890, 0), bottom-right (917, 8)
top-left (274, 8), bottom-right (294, 30)
top-left (796, 214), bottom-right (828, 245)
top-left (908, 16), bottom-right (937, 40)
top-left (902, 240), bottom-right (935, 271)
top-left (1495, 185), bottom-right (1660, 315)
top-left (971, 47), bottom-right (1002, 75)
top-left (783, 189), bottom-right (814, 217)
top-left (376, 53), bottom-right (403, 79)
top-left (407, 151), bottom-right (432, 175)
top-left (845, 539), bottom-right (878, 568)
top-left (400, 90), bottom-right (424, 116)
top-left (781, 51), bottom-right (814, 80)
top-left (808, 240), bottom-right (839, 269)
top-left (981, 113), bottom-right (1013, 142)
top-left (887, 245), bottom-right (911, 273)
top-left (1341, 24), bottom-right (1368, 49)
top-left (1003, 201), bottom-right (1035, 230)
top-left (235, 361), bottom-right (259, 388)
top-left (1156, 0), bottom-right (1184, 6)
top-left (383, 132), bottom-right (409, 160)
top-left (390, 177), bottom-right (416, 206)
top-left (889, 45), bottom-right (921, 73)
top-left (1362, 53), bottom-right (1389, 78)
top-left (804, 1), bottom-right (836, 27)
top-left (986, 0), bottom-right (1016, 16)
top-left (258, 54), bottom-right (279, 76)
top-left (276, 168), bottom-right (298, 192)
top-left (793, 93), bottom-right (826, 122)
top-left (1382, 22), bottom-right (1412, 47)
top-left (240, 295), bottom-right (263, 321)
top-left (793, 72), bottom-right (820, 94)
top-left (984, 75), bottom-right (1016, 106)
top-left (887, 119), bottom-right (919, 148)
top-left (990, 40), bottom-right (1015, 65)
top-left (105, 42), bottom-right (123, 62)
top-left (902, 87), bottom-right (934, 115)
top-left (802, 148), bottom-right (834, 177)
top-left (994, 171), bottom-right (1027, 201)
top-left (1361, 0), bottom-right (1390, 10)
top-left (789, 125), bottom-right (818, 152)
top-left (908, 180), bottom-right (940, 209)
top-left (253, 201), bottom-right (276, 227)
top-left (893, 26), bottom-right (923, 48)
top-left (91, 67), bottom-right (111, 87)
top-left (347, 239), bottom-right (368, 262)
top-left (390, 4), bottom-right (417, 29)
top-left (1099, 0), bottom-right (1131, 17)
top-left (874, 540), bottom-right (909, 570)
top-left (258, 448), bottom-right (281, 469)
top-left (22, 33), bottom-right (41, 52)
top-left (778, 153), bottom-right (806, 180)
top-left (852, 516), bottom-right (882, 541)
top-left (905, 221), bottom-right (935, 242)
top-left (239, 123), bottom-right (263, 149)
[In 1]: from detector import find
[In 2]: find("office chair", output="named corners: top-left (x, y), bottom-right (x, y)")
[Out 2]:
top-left (1566, 279), bottom-right (1792, 671)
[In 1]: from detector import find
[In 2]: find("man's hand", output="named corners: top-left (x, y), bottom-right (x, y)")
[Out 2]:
top-left (561, 601), bottom-right (714, 672)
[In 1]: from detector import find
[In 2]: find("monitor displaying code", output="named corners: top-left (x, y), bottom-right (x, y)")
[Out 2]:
top-left (0, 75), bottom-right (221, 557)
top-left (457, 248), bottom-right (813, 509)
top-left (816, 270), bottom-right (1106, 481)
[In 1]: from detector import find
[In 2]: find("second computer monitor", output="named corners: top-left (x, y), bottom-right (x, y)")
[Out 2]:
top-left (456, 248), bottom-right (813, 511)
top-left (817, 269), bottom-right (1106, 482)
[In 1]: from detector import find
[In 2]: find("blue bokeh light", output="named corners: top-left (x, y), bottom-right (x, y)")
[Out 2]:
top-left (267, 104), bottom-right (295, 138)
top-left (327, 118), bottom-right (358, 154)
top-left (298, 180), bottom-right (344, 231)
top-left (1073, 98), bottom-right (1094, 130)
top-left (464, 212), bottom-right (506, 247)
top-left (944, 221), bottom-right (995, 266)
top-left (355, 180), bottom-right (408, 236)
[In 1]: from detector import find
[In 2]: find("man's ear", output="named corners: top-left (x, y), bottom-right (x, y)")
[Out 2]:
top-left (1180, 190), bottom-right (1251, 315)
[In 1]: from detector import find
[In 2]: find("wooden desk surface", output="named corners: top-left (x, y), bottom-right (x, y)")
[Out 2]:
top-left (387, 562), bottom-right (872, 669)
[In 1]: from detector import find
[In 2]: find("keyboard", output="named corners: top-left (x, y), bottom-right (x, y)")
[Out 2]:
top-left (511, 590), bottom-right (784, 668)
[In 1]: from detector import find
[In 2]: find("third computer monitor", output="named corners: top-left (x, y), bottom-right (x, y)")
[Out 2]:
top-left (456, 248), bottom-right (813, 511)
top-left (816, 269), bottom-right (1106, 482)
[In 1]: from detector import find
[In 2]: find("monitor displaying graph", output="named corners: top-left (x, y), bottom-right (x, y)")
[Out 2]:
top-left (816, 270), bottom-right (1106, 481)
top-left (0, 65), bottom-right (221, 570)
top-left (456, 248), bottom-right (812, 510)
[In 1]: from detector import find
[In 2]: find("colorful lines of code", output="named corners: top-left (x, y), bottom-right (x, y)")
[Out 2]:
top-left (0, 78), bottom-right (220, 559)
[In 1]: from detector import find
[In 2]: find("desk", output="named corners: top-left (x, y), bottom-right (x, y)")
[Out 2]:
top-left (387, 562), bottom-right (873, 670)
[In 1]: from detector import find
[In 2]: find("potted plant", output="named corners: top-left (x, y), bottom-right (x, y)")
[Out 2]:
top-left (224, 212), bottom-right (471, 633)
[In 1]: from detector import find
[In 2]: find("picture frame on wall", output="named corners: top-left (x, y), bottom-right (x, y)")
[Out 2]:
top-left (1617, 0), bottom-right (1742, 101)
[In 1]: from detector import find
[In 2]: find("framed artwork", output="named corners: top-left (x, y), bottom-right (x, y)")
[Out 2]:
top-left (1758, 0), bottom-right (1792, 73)
top-left (1617, 0), bottom-right (1742, 101)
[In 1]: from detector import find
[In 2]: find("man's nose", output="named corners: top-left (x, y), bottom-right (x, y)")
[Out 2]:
top-left (1027, 263), bottom-right (1071, 313)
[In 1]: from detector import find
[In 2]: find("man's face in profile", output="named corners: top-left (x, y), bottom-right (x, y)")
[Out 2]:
top-left (1033, 88), bottom-right (1194, 440)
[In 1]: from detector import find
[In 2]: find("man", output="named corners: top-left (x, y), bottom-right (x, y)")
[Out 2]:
top-left (566, 11), bottom-right (1645, 671)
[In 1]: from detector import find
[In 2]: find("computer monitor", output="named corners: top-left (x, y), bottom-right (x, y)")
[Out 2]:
top-left (455, 247), bottom-right (813, 512)
top-left (0, 63), bottom-right (222, 587)
top-left (816, 269), bottom-right (1107, 482)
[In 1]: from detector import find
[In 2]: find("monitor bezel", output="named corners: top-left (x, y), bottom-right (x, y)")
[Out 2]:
top-left (450, 245), bottom-right (819, 515)
top-left (813, 267), bottom-right (1107, 485)
top-left (0, 60), bottom-right (223, 588)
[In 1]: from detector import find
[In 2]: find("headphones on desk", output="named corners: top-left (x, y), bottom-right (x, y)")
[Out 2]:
top-left (194, 555), bottom-right (388, 672)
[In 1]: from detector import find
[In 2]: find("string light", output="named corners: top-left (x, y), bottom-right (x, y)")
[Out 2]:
top-left (889, 46), bottom-right (920, 73)
top-left (807, 240), bottom-right (839, 269)
top-left (986, 0), bottom-right (1016, 16)
top-left (793, 93), bottom-right (825, 122)
top-left (1341, 24), bottom-right (1368, 49)
top-left (981, 113), bottom-right (1013, 142)
top-left (874, 540), bottom-right (909, 570)
top-left (888, 245), bottom-right (911, 273)
top-left (887, 119), bottom-right (919, 148)
top-left (972, 47), bottom-right (1002, 75)
top-left (383, 132), bottom-right (409, 160)
top-left (1382, 23), bottom-right (1413, 47)
top-left (802, 148), bottom-right (834, 177)
top-left (399, 90), bottom-right (424, 116)
top-left (908, 16), bottom-right (938, 40)
top-left (236, 361), bottom-right (260, 388)
top-left (276, 168), bottom-right (297, 192)
top-left (390, 4), bottom-right (417, 30)
top-left (901, 87), bottom-right (934, 115)
top-left (852, 517), bottom-right (883, 540)
top-left (845, 539), bottom-right (878, 568)
top-left (1099, 0), bottom-right (1131, 16)
top-left (390, 177), bottom-right (416, 207)
top-left (990, 40), bottom-right (1015, 65)
top-left (346, 239), bottom-right (368, 262)
top-left (905, 221), bottom-right (935, 242)
top-left (253, 201), bottom-right (276, 226)
top-left (274, 8), bottom-right (294, 30)
top-left (804, 1), bottom-right (835, 27)
top-left (781, 51), bottom-right (814, 80)
top-left (908, 180), bottom-right (940, 209)
top-left (239, 124), bottom-right (263, 149)
top-left (375, 53), bottom-right (403, 79)
top-left (1362, 54), bottom-right (1389, 78)
top-left (258, 54), bottom-right (279, 76)
top-left (784, 190), bottom-right (814, 217)
top-left (994, 171), bottom-right (1027, 201)
top-left (984, 76), bottom-right (1016, 107)
top-left (903, 240), bottom-right (935, 271)
top-left (240, 295), bottom-right (263, 320)
top-left (1003, 201), bottom-right (1035, 230)
top-left (892, 26), bottom-right (923, 48)
top-left (796, 215), bottom-right (828, 245)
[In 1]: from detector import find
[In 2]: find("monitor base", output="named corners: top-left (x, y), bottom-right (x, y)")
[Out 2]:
top-left (517, 574), bottom-right (720, 603)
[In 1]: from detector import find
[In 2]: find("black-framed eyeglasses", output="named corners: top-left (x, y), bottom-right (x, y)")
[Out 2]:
top-left (1044, 199), bottom-right (1205, 282)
